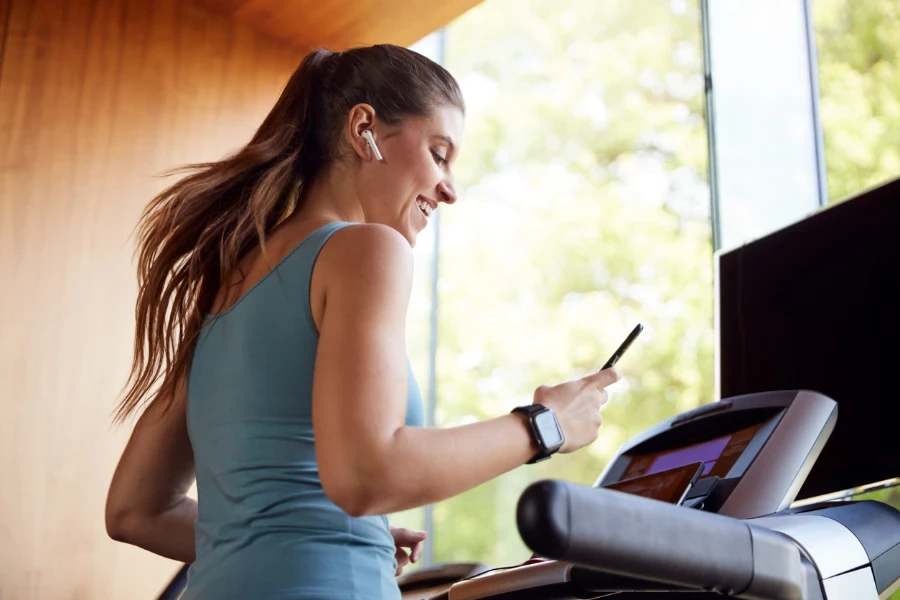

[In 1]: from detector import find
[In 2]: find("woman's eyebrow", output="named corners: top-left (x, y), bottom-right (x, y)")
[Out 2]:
top-left (433, 134), bottom-right (455, 150)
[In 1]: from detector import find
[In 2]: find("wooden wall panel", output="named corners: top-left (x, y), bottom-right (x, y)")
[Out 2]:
top-left (0, 0), bottom-right (300, 597)
top-left (0, 0), bottom-right (9, 74)
top-left (199, 0), bottom-right (484, 50)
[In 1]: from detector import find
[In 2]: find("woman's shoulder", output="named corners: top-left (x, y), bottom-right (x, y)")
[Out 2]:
top-left (329, 222), bottom-right (411, 256)
top-left (320, 222), bottom-right (413, 279)
top-left (311, 223), bottom-right (414, 325)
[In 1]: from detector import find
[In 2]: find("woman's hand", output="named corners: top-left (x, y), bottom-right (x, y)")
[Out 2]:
top-left (533, 367), bottom-right (621, 454)
top-left (390, 526), bottom-right (426, 576)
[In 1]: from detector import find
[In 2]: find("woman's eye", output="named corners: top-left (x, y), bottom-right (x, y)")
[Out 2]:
top-left (431, 150), bottom-right (447, 166)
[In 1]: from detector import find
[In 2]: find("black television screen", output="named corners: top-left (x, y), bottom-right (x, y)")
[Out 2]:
top-left (717, 177), bottom-right (900, 501)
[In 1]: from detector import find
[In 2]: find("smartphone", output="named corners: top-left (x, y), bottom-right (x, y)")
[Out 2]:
top-left (602, 323), bottom-right (643, 370)
top-left (603, 461), bottom-right (704, 505)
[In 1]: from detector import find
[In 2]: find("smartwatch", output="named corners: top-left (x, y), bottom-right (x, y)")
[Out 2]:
top-left (511, 404), bottom-right (565, 464)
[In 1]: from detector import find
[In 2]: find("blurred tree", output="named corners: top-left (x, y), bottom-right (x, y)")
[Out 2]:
top-left (813, 0), bottom-right (900, 202)
top-left (855, 485), bottom-right (900, 511)
top-left (393, 0), bottom-right (899, 571)
top-left (420, 0), bottom-right (714, 566)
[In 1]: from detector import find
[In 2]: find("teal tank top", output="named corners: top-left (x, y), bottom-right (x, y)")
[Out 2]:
top-left (183, 222), bottom-right (424, 600)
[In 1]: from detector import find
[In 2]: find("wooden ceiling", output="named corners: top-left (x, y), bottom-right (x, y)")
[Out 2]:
top-left (197, 0), bottom-right (485, 51)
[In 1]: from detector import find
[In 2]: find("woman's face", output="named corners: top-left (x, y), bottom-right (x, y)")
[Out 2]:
top-left (354, 105), bottom-right (464, 247)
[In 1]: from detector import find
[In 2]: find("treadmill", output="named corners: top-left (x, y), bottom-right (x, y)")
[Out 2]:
top-left (422, 389), bottom-right (900, 599)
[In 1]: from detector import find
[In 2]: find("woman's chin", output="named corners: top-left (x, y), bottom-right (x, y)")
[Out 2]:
top-left (405, 211), bottom-right (426, 247)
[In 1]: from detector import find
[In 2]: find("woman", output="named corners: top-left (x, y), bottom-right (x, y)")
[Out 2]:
top-left (106, 44), bottom-right (619, 599)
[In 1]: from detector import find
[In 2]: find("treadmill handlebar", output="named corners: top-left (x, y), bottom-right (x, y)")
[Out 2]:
top-left (517, 480), bottom-right (806, 600)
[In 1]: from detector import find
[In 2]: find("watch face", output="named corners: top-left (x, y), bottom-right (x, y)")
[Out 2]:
top-left (534, 410), bottom-right (564, 448)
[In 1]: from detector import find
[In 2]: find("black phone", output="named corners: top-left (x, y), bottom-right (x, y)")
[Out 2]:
top-left (602, 323), bottom-right (643, 370)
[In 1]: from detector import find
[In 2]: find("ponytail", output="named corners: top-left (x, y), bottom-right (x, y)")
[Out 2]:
top-left (115, 49), bottom-right (334, 422)
top-left (115, 45), bottom-right (463, 423)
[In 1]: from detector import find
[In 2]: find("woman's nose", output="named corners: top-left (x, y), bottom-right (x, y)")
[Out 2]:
top-left (437, 179), bottom-right (457, 205)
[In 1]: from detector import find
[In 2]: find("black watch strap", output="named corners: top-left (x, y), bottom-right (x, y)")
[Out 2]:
top-left (512, 405), bottom-right (546, 418)
top-left (511, 404), bottom-right (561, 464)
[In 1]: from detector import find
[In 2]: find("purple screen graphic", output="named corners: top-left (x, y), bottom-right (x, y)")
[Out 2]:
top-left (647, 435), bottom-right (732, 476)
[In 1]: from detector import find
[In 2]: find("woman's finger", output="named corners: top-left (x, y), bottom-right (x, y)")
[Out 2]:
top-left (410, 538), bottom-right (424, 563)
top-left (582, 367), bottom-right (621, 390)
top-left (395, 547), bottom-right (410, 567)
top-left (391, 527), bottom-right (427, 548)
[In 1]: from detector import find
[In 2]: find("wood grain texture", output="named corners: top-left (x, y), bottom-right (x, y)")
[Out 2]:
top-left (0, 0), bottom-right (10, 77)
top-left (198, 0), bottom-right (484, 49)
top-left (0, 0), bottom-right (299, 597)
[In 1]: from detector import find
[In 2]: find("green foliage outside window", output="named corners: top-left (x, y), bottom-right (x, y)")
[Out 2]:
top-left (410, 0), bottom-right (713, 567)
top-left (814, 0), bottom-right (900, 203)
top-left (392, 0), bottom-right (900, 571)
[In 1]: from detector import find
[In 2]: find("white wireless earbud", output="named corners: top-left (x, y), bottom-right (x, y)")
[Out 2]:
top-left (361, 130), bottom-right (383, 161)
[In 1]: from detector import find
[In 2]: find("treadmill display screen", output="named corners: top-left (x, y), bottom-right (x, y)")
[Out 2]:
top-left (622, 422), bottom-right (763, 481)
top-left (604, 462), bottom-right (704, 505)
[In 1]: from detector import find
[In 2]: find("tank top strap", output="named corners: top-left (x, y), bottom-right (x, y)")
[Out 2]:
top-left (292, 221), bottom-right (355, 335)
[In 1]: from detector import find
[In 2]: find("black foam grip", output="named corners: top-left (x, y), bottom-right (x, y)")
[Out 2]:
top-left (517, 480), bottom-right (756, 596)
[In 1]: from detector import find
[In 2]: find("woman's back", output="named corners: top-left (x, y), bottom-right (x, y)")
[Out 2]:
top-left (183, 222), bottom-right (423, 600)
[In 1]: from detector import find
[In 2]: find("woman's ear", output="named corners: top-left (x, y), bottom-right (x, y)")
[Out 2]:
top-left (346, 103), bottom-right (378, 160)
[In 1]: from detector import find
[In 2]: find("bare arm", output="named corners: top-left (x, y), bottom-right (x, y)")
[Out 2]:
top-left (106, 380), bottom-right (197, 563)
top-left (314, 224), bottom-right (615, 516)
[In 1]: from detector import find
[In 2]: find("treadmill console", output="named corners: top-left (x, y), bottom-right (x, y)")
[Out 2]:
top-left (421, 390), bottom-right (874, 600)
top-left (594, 389), bottom-right (837, 518)
top-left (602, 461), bottom-right (704, 505)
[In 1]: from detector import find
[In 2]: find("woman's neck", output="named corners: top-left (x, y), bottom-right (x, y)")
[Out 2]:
top-left (295, 166), bottom-right (367, 225)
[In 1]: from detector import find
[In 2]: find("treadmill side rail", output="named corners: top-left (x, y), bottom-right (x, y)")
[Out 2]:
top-left (749, 515), bottom-right (871, 580)
top-left (446, 560), bottom-right (572, 600)
top-left (822, 568), bottom-right (879, 600)
top-left (517, 480), bottom-right (808, 599)
top-left (744, 526), bottom-right (806, 600)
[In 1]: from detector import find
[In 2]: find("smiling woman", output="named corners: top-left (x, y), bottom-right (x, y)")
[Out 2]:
top-left (105, 45), bottom-right (470, 599)
top-left (104, 42), bottom-right (621, 600)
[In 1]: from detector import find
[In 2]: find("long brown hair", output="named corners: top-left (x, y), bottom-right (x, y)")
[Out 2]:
top-left (115, 45), bottom-right (464, 423)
